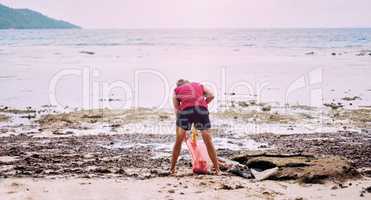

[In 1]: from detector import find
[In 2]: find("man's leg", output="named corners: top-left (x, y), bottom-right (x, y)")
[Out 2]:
top-left (170, 127), bottom-right (186, 175)
top-left (200, 130), bottom-right (220, 175)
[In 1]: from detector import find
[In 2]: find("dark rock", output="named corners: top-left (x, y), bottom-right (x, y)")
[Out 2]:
top-left (305, 52), bottom-right (315, 55)
top-left (94, 168), bottom-right (111, 174)
top-left (235, 184), bottom-right (244, 189)
top-left (110, 124), bottom-right (120, 128)
top-left (228, 165), bottom-right (253, 179)
top-left (150, 169), bottom-right (170, 177)
top-left (20, 114), bottom-right (36, 119)
top-left (261, 105), bottom-right (271, 112)
top-left (80, 51), bottom-right (95, 55)
top-left (323, 103), bottom-right (343, 110)
top-left (342, 96), bottom-right (361, 101)
top-left (238, 101), bottom-right (249, 107)
top-left (302, 174), bottom-right (329, 184)
top-left (219, 183), bottom-right (233, 190)
top-left (285, 163), bottom-right (310, 167)
top-left (356, 53), bottom-right (366, 56)
top-left (247, 160), bottom-right (277, 170)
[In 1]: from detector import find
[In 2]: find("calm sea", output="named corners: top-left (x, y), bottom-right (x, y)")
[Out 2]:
top-left (1, 29), bottom-right (371, 109)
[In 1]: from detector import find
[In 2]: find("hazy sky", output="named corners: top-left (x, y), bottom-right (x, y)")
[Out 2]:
top-left (1, 0), bottom-right (371, 28)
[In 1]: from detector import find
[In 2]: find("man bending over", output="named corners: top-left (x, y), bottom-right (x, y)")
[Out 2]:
top-left (170, 79), bottom-right (220, 175)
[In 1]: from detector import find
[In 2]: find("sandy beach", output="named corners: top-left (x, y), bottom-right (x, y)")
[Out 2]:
top-left (0, 103), bottom-right (370, 199)
top-left (1, 177), bottom-right (370, 200)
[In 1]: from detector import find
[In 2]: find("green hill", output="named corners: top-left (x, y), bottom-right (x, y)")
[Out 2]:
top-left (0, 4), bottom-right (80, 29)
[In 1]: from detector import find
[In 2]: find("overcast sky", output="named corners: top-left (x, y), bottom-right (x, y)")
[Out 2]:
top-left (1, 0), bottom-right (371, 29)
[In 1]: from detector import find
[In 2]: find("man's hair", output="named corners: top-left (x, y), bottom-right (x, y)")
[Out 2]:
top-left (176, 79), bottom-right (189, 87)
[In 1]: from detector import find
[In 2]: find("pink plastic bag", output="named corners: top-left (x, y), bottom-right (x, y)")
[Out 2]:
top-left (185, 134), bottom-right (211, 174)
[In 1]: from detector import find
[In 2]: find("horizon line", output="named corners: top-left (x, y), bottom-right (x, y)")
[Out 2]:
top-left (2, 27), bottom-right (371, 30)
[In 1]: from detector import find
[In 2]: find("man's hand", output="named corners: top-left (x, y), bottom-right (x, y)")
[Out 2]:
top-left (203, 86), bottom-right (215, 104)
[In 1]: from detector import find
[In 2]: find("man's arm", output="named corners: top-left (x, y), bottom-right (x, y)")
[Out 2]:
top-left (203, 86), bottom-right (215, 104)
top-left (172, 93), bottom-right (180, 113)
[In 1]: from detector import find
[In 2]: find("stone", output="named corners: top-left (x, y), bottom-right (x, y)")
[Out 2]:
top-left (262, 105), bottom-right (271, 112)
top-left (80, 51), bottom-right (95, 55)
top-left (305, 51), bottom-right (315, 55)
top-left (219, 183), bottom-right (233, 190)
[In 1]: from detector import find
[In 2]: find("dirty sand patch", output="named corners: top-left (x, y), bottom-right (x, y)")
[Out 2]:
top-left (0, 114), bottom-right (9, 122)
top-left (249, 132), bottom-right (371, 168)
top-left (213, 110), bottom-right (297, 124)
top-left (232, 153), bottom-right (360, 183)
top-left (37, 108), bottom-right (172, 129)
top-left (0, 107), bottom-right (36, 114)
top-left (334, 108), bottom-right (371, 128)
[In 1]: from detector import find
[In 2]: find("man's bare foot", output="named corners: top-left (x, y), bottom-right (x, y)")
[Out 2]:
top-left (170, 168), bottom-right (176, 176)
top-left (211, 168), bottom-right (221, 175)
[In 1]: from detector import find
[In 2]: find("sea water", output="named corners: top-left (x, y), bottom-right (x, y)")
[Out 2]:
top-left (1, 28), bottom-right (371, 110)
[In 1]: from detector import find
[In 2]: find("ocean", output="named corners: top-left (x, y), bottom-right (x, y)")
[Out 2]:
top-left (1, 28), bottom-right (371, 110)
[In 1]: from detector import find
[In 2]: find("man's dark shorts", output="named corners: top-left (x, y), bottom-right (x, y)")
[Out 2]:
top-left (176, 106), bottom-right (211, 131)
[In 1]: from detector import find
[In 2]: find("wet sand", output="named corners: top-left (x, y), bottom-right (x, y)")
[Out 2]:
top-left (0, 132), bottom-right (370, 179)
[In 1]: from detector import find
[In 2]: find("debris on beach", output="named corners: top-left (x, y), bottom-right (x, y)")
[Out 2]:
top-left (0, 114), bottom-right (9, 122)
top-left (250, 131), bottom-right (371, 169)
top-left (214, 110), bottom-right (297, 124)
top-left (323, 102), bottom-right (344, 110)
top-left (0, 106), bottom-right (36, 114)
top-left (99, 98), bottom-right (122, 102)
top-left (37, 108), bottom-right (172, 129)
top-left (0, 104), bottom-right (370, 186)
top-left (305, 51), bottom-right (315, 55)
top-left (20, 114), bottom-right (36, 120)
top-left (80, 51), bottom-right (95, 55)
top-left (232, 153), bottom-right (360, 183)
top-left (238, 101), bottom-right (249, 107)
top-left (290, 104), bottom-right (317, 111)
top-left (342, 96), bottom-right (362, 101)
top-left (261, 105), bottom-right (272, 112)
top-left (333, 109), bottom-right (371, 128)
top-left (218, 158), bottom-right (252, 179)
top-left (250, 167), bottom-right (279, 181)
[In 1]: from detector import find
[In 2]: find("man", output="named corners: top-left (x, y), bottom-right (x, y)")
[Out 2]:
top-left (170, 79), bottom-right (220, 175)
